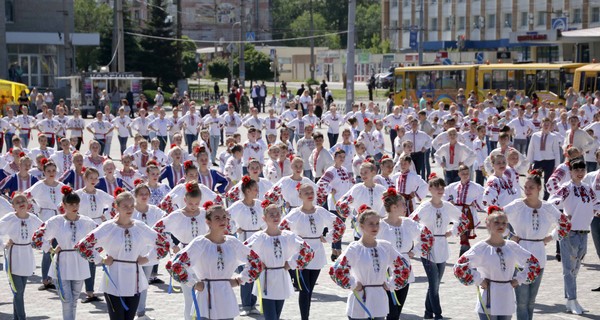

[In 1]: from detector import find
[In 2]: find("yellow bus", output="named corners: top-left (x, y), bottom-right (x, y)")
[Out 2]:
top-left (393, 64), bottom-right (479, 107)
top-left (573, 63), bottom-right (600, 94)
top-left (478, 63), bottom-right (585, 104)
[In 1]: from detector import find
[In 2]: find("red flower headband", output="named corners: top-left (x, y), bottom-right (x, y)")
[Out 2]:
top-left (183, 160), bottom-right (194, 169)
top-left (203, 201), bottom-right (215, 210)
top-left (528, 169), bottom-right (543, 177)
top-left (113, 187), bottom-right (125, 198)
top-left (428, 172), bottom-right (438, 181)
top-left (40, 158), bottom-right (49, 166)
top-left (146, 160), bottom-right (159, 167)
top-left (487, 205), bottom-right (503, 215)
top-left (363, 118), bottom-right (370, 124)
top-left (379, 154), bottom-right (390, 163)
top-left (61, 185), bottom-right (73, 195)
top-left (394, 125), bottom-right (400, 131)
top-left (261, 199), bottom-right (271, 209)
top-left (81, 166), bottom-right (87, 173)
top-left (133, 178), bottom-right (144, 186)
top-left (170, 143), bottom-right (177, 148)
top-left (18, 152), bottom-right (25, 158)
top-left (385, 187), bottom-right (397, 197)
top-left (242, 176), bottom-right (252, 185)
top-left (363, 158), bottom-right (374, 164)
top-left (357, 204), bottom-right (370, 214)
top-left (185, 182), bottom-right (195, 193)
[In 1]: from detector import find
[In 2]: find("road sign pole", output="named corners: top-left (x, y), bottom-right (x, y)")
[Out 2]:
top-left (345, 0), bottom-right (356, 113)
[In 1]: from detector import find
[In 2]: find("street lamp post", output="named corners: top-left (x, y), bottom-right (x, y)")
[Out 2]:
top-left (230, 21), bottom-right (241, 91)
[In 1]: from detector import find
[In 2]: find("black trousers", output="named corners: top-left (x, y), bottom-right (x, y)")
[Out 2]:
top-left (390, 129), bottom-right (397, 155)
top-left (295, 269), bottom-right (320, 320)
top-left (327, 132), bottom-right (339, 149)
top-left (475, 170), bottom-right (485, 186)
top-left (105, 293), bottom-right (140, 320)
top-left (533, 159), bottom-right (556, 200)
top-left (444, 170), bottom-right (460, 185)
top-left (386, 284), bottom-right (410, 320)
top-left (411, 151), bottom-right (426, 180)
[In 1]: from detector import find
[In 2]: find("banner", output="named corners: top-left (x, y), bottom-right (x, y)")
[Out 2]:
top-left (409, 27), bottom-right (418, 49)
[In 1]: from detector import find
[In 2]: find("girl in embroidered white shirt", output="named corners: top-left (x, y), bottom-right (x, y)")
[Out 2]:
top-left (454, 209), bottom-right (541, 320)
top-left (483, 154), bottom-right (520, 208)
top-left (146, 161), bottom-right (171, 207)
top-left (410, 174), bottom-right (470, 320)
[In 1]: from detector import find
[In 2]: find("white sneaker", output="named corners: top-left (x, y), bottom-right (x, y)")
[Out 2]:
top-left (137, 315), bottom-right (155, 320)
top-left (566, 300), bottom-right (576, 313)
top-left (239, 310), bottom-right (251, 316)
top-left (249, 308), bottom-right (261, 315)
top-left (574, 300), bottom-right (588, 313)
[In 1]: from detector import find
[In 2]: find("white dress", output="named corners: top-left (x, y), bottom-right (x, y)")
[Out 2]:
top-left (454, 241), bottom-right (541, 316)
top-left (410, 201), bottom-right (467, 263)
top-left (229, 200), bottom-right (266, 242)
top-left (504, 200), bottom-right (570, 268)
top-left (377, 219), bottom-right (421, 283)
top-left (245, 230), bottom-right (314, 300)
top-left (132, 205), bottom-right (165, 228)
top-left (32, 215), bottom-right (98, 280)
top-left (316, 165), bottom-right (354, 209)
top-left (153, 209), bottom-right (209, 247)
top-left (25, 180), bottom-right (65, 222)
top-left (0, 213), bottom-right (43, 276)
top-left (75, 189), bottom-right (115, 224)
top-left (167, 236), bottom-right (263, 319)
top-left (329, 240), bottom-right (410, 318)
top-left (75, 220), bottom-right (169, 296)
top-left (225, 178), bottom-right (272, 203)
top-left (280, 207), bottom-right (345, 269)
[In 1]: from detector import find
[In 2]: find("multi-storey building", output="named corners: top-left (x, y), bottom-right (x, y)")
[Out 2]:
top-left (382, 0), bottom-right (598, 62)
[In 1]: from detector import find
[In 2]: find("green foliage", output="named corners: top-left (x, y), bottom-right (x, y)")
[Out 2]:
top-left (208, 58), bottom-right (231, 80)
top-left (139, 0), bottom-right (178, 88)
top-left (287, 11), bottom-right (341, 48)
top-left (306, 78), bottom-right (319, 86)
top-left (232, 45), bottom-right (274, 82)
top-left (180, 36), bottom-right (198, 79)
top-left (356, 3), bottom-right (382, 50)
top-left (74, 0), bottom-right (112, 71)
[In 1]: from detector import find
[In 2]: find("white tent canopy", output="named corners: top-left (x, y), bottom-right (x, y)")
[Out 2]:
top-left (560, 27), bottom-right (600, 43)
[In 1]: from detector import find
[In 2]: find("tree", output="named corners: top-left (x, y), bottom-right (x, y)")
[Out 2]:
top-left (288, 12), bottom-right (341, 49)
top-left (138, 0), bottom-right (178, 88)
top-left (180, 36), bottom-right (198, 79)
top-left (74, 0), bottom-right (112, 71)
top-left (208, 58), bottom-right (230, 80)
top-left (232, 45), bottom-right (273, 82)
top-left (356, 3), bottom-right (382, 50)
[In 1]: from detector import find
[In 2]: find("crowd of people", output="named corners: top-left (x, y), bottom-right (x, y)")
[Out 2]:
top-left (0, 82), bottom-right (599, 320)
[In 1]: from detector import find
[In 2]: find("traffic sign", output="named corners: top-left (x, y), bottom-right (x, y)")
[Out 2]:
top-left (475, 52), bottom-right (484, 64)
top-left (442, 58), bottom-right (452, 65)
top-left (246, 31), bottom-right (255, 42)
top-left (270, 48), bottom-right (276, 60)
top-left (552, 17), bottom-right (568, 30)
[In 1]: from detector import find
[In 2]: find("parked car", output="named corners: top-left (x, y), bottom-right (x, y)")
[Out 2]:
top-left (376, 72), bottom-right (394, 89)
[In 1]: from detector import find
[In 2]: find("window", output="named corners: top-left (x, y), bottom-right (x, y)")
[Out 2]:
top-left (487, 14), bottom-right (496, 29)
top-left (504, 13), bottom-right (512, 28)
top-left (592, 7), bottom-right (600, 23)
top-left (492, 70), bottom-right (508, 89)
top-left (430, 0), bottom-right (436, 4)
top-left (403, 19), bottom-right (410, 32)
top-left (537, 11), bottom-right (546, 26)
top-left (431, 17), bottom-right (438, 31)
top-left (573, 8), bottom-right (582, 23)
top-left (445, 17), bottom-right (451, 30)
top-left (5, 0), bottom-right (13, 23)
top-left (458, 16), bottom-right (465, 30)
top-left (473, 15), bottom-right (481, 28)
top-left (403, 0), bottom-right (409, 7)
top-left (521, 12), bottom-right (528, 27)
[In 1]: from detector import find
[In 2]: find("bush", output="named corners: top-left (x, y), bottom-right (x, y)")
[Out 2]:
top-left (306, 78), bottom-right (319, 86)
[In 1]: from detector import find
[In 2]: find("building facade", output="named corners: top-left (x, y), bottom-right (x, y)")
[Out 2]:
top-left (3, 0), bottom-right (99, 89)
top-left (381, 0), bottom-right (597, 63)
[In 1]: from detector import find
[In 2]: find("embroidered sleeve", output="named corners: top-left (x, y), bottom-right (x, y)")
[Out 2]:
top-left (331, 217), bottom-right (346, 243)
top-left (453, 255), bottom-right (481, 286)
top-left (31, 222), bottom-right (46, 250)
top-left (329, 256), bottom-right (354, 289)
top-left (335, 194), bottom-right (354, 219)
top-left (548, 186), bottom-right (569, 208)
top-left (520, 254), bottom-right (542, 285)
top-left (419, 226), bottom-right (434, 256)
top-left (75, 233), bottom-right (101, 263)
top-left (279, 219), bottom-right (291, 231)
top-left (316, 171), bottom-right (334, 206)
top-left (291, 241), bottom-right (315, 270)
top-left (482, 180), bottom-right (500, 207)
top-left (159, 195), bottom-right (174, 214)
top-left (455, 212), bottom-right (471, 236)
top-left (225, 186), bottom-right (241, 203)
top-left (166, 251), bottom-right (192, 284)
top-left (214, 194), bottom-right (223, 206)
top-left (240, 250), bottom-right (264, 284)
top-left (556, 214), bottom-right (572, 240)
top-left (154, 232), bottom-right (170, 259)
top-left (264, 185), bottom-right (283, 206)
top-left (389, 255), bottom-right (411, 290)
top-left (546, 168), bottom-right (565, 194)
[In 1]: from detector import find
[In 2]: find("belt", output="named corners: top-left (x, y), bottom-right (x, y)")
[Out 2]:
top-left (112, 259), bottom-right (140, 294)
top-left (570, 230), bottom-right (590, 234)
top-left (55, 249), bottom-right (76, 298)
top-left (21, 128), bottom-right (31, 139)
top-left (11, 242), bottom-right (32, 246)
top-left (239, 228), bottom-right (260, 239)
top-left (263, 266), bottom-right (285, 295)
top-left (301, 236), bottom-right (321, 240)
top-left (485, 279), bottom-right (512, 309)
top-left (519, 238), bottom-right (544, 242)
top-left (433, 234), bottom-right (446, 237)
top-left (359, 283), bottom-right (384, 302)
top-left (201, 278), bottom-right (230, 312)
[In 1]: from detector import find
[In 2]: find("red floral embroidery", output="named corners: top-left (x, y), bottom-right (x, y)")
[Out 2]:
top-left (453, 255), bottom-right (475, 285)
top-left (557, 214), bottom-right (572, 240)
top-left (159, 196), bottom-right (174, 214)
top-left (391, 256), bottom-right (411, 290)
top-left (420, 226), bottom-right (434, 256)
top-left (335, 195), bottom-right (354, 219)
top-left (329, 256), bottom-right (351, 289)
top-left (167, 251), bottom-right (191, 283)
top-left (279, 219), bottom-right (291, 231)
top-left (331, 217), bottom-right (346, 243)
top-left (75, 233), bottom-right (100, 263)
top-left (155, 233), bottom-right (170, 259)
top-left (295, 242), bottom-right (315, 269)
top-left (525, 254), bottom-right (541, 284)
top-left (456, 213), bottom-right (471, 235)
top-left (214, 195), bottom-right (223, 205)
top-left (31, 223), bottom-right (46, 250)
top-left (226, 186), bottom-right (241, 203)
top-left (245, 250), bottom-right (264, 282)
top-left (264, 186), bottom-right (282, 205)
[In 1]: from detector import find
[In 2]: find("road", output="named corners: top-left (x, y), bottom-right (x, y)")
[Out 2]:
top-left (0, 113), bottom-right (598, 320)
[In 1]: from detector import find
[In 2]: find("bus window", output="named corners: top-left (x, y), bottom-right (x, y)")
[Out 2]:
top-left (417, 72), bottom-right (433, 90)
top-left (483, 72), bottom-right (492, 90)
top-left (407, 72), bottom-right (417, 90)
top-left (395, 74), bottom-right (404, 93)
top-left (492, 70), bottom-right (507, 89)
top-left (510, 70), bottom-right (526, 90)
top-left (454, 70), bottom-right (466, 89)
top-left (549, 70), bottom-right (560, 95)
top-left (536, 70), bottom-right (548, 91)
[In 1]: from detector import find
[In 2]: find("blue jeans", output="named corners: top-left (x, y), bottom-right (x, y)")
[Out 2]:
top-left (478, 314), bottom-right (511, 320)
top-left (560, 232), bottom-right (588, 300)
top-left (327, 132), bottom-right (339, 149)
top-left (591, 216), bottom-right (600, 259)
top-left (513, 139), bottom-right (527, 155)
top-left (421, 258), bottom-right (445, 319)
top-left (137, 265), bottom-right (153, 316)
top-left (303, 169), bottom-right (314, 181)
top-left (263, 299), bottom-right (285, 320)
top-left (84, 262), bottom-right (96, 293)
top-left (515, 268), bottom-right (544, 320)
top-left (210, 135), bottom-right (220, 162)
top-left (238, 266), bottom-right (256, 309)
top-left (58, 279), bottom-right (84, 320)
top-left (104, 136), bottom-right (112, 157)
top-left (42, 251), bottom-right (52, 281)
top-left (185, 134), bottom-right (197, 154)
top-left (97, 138), bottom-right (106, 156)
top-left (4, 132), bottom-right (14, 153)
top-left (19, 133), bottom-right (29, 149)
top-left (157, 135), bottom-right (168, 152)
top-left (13, 275), bottom-right (27, 320)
